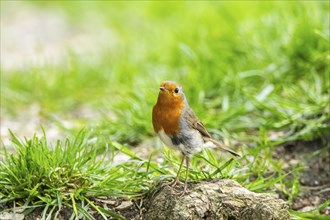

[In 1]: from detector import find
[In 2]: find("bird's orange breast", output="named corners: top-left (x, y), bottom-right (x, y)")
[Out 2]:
top-left (152, 97), bottom-right (184, 136)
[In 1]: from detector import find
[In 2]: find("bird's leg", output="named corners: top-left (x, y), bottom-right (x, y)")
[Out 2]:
top-left (161, 155), bottom-right (185, 190)
top-left (170, 155), bottom-right (185, 187)
top-left (171, 156), bottom-right (190, 195)
top-left (183, 156), bottom-right (190, 193)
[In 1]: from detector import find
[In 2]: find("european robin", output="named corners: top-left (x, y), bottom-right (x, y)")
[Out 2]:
top-left (152, 81), bottom-right (240, 193)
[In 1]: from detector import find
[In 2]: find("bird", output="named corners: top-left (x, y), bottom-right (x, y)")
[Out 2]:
top-left (152, 81), bottom-right (240, 193)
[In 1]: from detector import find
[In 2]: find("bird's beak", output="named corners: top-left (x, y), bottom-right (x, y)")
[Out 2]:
top-left (159, 87), bottom-right (166, 91)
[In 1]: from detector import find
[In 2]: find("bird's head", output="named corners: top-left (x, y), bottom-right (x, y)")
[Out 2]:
top-left (157, 81), bottom-right (185, 107)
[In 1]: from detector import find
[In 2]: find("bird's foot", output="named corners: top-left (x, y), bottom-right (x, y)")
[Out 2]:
top-left (170, 183), bottom-right (191, 196)
top-left (161, 180), bottom-right (191, 195)
top-left (161, 179), bottom-right (192, 195)
top-left (170, 179), bottom-right (185, 187)
top-left (161, 178), bottom-right (184, 188)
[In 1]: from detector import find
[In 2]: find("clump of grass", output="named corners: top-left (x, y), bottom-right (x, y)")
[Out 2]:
top-left (0, 130), bottom-right (151, 219)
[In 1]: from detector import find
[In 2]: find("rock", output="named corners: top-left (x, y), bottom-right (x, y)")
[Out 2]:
top-left (143, 179), bottom-right (290, 220)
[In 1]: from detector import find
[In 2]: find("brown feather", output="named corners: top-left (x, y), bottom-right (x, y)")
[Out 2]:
top-left (184, 108), bottom-right (240, 157)
top-left (152, 89), bottom-right (184, 135)
top-left (184, 108), bottom-right (211, 138)
top-left (204, 137), bottom-right (241, 157)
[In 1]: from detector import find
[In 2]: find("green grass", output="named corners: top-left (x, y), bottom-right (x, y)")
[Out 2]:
top-left (289, 200), bottom-right (330, 220)
top-left (2, 1), bottom-right (328, 143)
top-left (0, 130), bottom-right (150, 219)
top-left (1, 1), bottom-right (329, 219)
top-left (1, 130), bottom-right (329, 219)
top-left (0, 130), bottom-right (286, 219)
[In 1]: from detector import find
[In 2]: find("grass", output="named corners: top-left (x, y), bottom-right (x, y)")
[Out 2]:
top-left (1, 1), bottom-right (329, 219)
top-left (1, 130), bottom-right (329, 219)
top-left (0, 131), bottom-right (285, 219)
top-left (0, 130), bottom-right (149, 219)
top-left (289, 200), bottom-right (330, 220)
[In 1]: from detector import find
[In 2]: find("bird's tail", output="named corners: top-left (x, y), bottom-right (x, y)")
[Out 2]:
top-left (206, 138), bottom-right (241, 157)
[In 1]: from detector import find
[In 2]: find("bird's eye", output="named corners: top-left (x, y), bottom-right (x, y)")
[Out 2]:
top-left (174, 88), bottom-right (179, 93)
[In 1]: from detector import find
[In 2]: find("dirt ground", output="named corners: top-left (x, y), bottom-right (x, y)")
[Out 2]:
top-left (274, 138), bottom-right (330, 214)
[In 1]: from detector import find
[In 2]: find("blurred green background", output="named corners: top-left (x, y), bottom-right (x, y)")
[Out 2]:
top-left (1, 1), bottom-right (328, 146)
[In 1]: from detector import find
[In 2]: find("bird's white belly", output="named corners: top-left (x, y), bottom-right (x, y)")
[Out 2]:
top-left (157, 129), bottom-right (215, 157)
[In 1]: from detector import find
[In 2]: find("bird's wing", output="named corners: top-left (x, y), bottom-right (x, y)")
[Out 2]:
top-left (184, 108), bottom-right (212, 138)
top-left (184, 107), bottom-right (241, 157)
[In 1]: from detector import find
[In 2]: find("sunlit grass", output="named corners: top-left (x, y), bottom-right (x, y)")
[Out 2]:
top-left (0, 131), bottom-right (149, 218)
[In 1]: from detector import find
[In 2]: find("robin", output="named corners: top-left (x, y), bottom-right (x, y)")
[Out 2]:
top-left (152, 81), bottom-right (240, 193)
